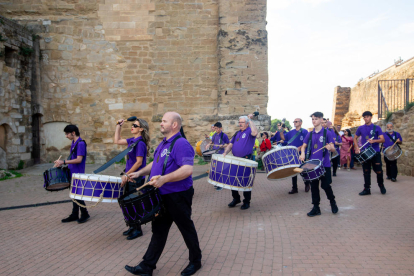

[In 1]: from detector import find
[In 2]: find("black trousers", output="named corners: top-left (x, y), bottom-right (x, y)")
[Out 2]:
top-left (331, 155), bottom-right (340, 175)
top-left (140, 187), bottom-right (201, 270)
top-left (362, 152), bottom-right (384, 189)
top-left (292, 175), bottom-right (309, 190)
top-left (384, 156), bottom-right (398, 179)
top-left (72, 200), bottom-right (88, 216)
top-left (231, 154), bottom-right (253, 204)
top-left (310, 166), bottom-right (335, 206)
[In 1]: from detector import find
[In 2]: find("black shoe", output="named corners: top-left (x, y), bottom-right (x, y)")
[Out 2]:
top-left (288, 189), bottom-right (298, 194)
top-left (228, 199), bottom-right (241, 207)
top-left (386, 176), bottom-right (391, 180)
top-left (305, 183), bottom-right (310, 193)
top-left (379, 185), bottom-right (387, 194)
top-left (123, 227), bottom-right (134, 236)
top-left (307, 206), bottom-right (321, 217)
top-left (240, 203), bottom-right (250, 210)
top-left (391, 178), bottom-right (396, 182)
top-left (330, 201), bottom-right (338, 214)
top-left (215, 186), bottom-right (223, 191)
top-left (359, 189), bottom-right (371, 196)
top-left (61, 214), bottom-right (78, 223)
top-left (77, 214), bottom-right (90, 224)
top-left (333, 173), bottom-right (336, 177)
top-left (125, 264), bottom-right (153, 276)
top-left (127, 229), bottom-right (143, 240)
top-left (181, 262), bottom-right (202, 276)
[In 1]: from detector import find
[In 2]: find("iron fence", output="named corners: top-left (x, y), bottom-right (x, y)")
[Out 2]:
top-left (378, 79), bottom-right (414, 119)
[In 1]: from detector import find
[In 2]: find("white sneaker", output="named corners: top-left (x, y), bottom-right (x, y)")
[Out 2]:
top-left (347, 168), bottom-right (350, 172)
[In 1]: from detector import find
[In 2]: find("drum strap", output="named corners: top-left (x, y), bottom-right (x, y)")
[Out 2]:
top-left (382, 132), bottom-right (401, 151)
top-left (305, 131), bottom-right (313, 160)
top-left (287, 128), bottom-right (303, 145)
top-left (213, 132), bottom-right (224, 144)
top-left (68, 139), bottom-right (87, 160)
top-left (322, 128), bottom-right (327, 158)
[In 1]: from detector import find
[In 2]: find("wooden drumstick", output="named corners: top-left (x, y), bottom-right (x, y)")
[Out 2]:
top-left (390, 140), bottom-right (398, 149)
top-left (293, 168), bottom-right (303, 173)
top-left (313, 143), bottom-right (333, 154)
top-left (53, 155), bottom-right (62, 168)
top-left (136, 175), bottom-right (161, 192)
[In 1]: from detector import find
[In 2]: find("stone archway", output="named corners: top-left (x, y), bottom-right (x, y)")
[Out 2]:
top-left (0, 124), bottom-right (8, 169)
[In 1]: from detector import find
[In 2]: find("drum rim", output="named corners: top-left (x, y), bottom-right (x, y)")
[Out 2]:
top-left (384, 146), bottom-right (402, 160)
top-left (71, 173), bottom-right (122, 182)
top-left (262, 146), bottom-right (299, 160)
top-left (211, 154), bottom-right (258, 167)
top-left (207, 178), bottom-right (253, 191)
top-left (266, 164), bottom-right (300, 178)
top-left (299, 159), bottom-right (322, 171)
top-left (69, 194), bottom-right (120, 203)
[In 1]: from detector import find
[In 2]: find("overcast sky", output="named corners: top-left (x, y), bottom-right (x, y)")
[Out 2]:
top-left (267, 0), bottom-right (414, 128)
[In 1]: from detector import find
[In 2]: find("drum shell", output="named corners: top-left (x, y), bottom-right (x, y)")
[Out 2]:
top-left (299, 160), bottom-right (325, 181)
top-left (355, 147), bottom-right (376, 164)
top-left (43, 167), bottom-right (71, 192)
top-left (69, 174), bottom-right (124, 203)
top-left (262, 146), bottom-right (301, 180)
top-left (383, 146), bottom-right (402, 161)
top-left (195, 138), bottom-right (211, 157)
top-left (208, 154), bottom-right (257, 191)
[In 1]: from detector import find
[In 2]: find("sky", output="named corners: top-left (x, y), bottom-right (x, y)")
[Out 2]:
top-left (267, 0), bottom-right (414, 128)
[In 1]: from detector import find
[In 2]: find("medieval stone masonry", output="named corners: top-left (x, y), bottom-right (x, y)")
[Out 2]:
top-left (0, 0), bottom-right (269, 168)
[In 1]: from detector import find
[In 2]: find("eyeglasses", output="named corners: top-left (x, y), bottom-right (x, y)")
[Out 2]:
top-left (293, 121), bottom-right (300, 123)
top-left (132, 124), bottom-right (140, 128)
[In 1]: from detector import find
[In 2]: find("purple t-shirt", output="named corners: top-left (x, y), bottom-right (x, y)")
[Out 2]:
top-left (284, 128), bottom-right (308, 148)
top-left (150, 132), bottom-right (194, 195)
top-left (68, 138), bottom-right (87, 175)
top-left (212, 132), bottom-right (230, 154)
top-left (303, 128), bottom-right (335, 168)
top-left (125, 137), bottom-right (147, 172)
top-left (230, 127), bottom-right (257, 158)
top-left (270, 131), bottom-right (286, 143)
top-left (383, 131), bottom-right (402, 150)
top-left (333, 133), bottom-right (342, 152)
top-left (355, 124), bottom-right (383, 152)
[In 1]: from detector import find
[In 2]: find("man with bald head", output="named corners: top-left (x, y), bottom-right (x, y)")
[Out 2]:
top-left (223, 114), bottom-right (258, 210)
top-left (126, 112), bottom-right (202, 276)
top-left (283, 118), bottom-right (310, 194)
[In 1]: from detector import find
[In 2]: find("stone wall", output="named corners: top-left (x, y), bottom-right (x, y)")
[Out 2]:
top-left (331, 86), bottom-right (350, 128)
top-left (0, 15), bottom-right (39, 169)
top-left (334, 57), bottom-right (414, 129)
top-left (0, 0), bottom-right (269, 164)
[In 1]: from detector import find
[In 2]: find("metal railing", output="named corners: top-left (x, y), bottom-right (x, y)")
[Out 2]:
top-left (378, 79), bottom-right (414, 119)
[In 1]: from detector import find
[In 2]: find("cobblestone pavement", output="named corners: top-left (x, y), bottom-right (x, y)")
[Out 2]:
top-left (1, 166), bottom-right (414, 276)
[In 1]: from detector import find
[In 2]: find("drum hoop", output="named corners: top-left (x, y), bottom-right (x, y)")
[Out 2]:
top-left (262, 146), bottom-right (298, 160)
top-left (266, 164), bottom-right (300, 175)
top-left (300, 159), bottom-right (322, 171)
top-left (211, 154), bottom-right (258, 167)
top-left (207, 178), bottom-right (253, 191)
top-left (71, 173), bottom-right (122, 183)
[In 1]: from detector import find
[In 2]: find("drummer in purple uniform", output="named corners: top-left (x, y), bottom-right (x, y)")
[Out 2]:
top-left (126, 112), bottom-right (202, 276)
top-left (327, 121), bottom-right (342, 177)
top-left (115, 117), bottom-right (150, 240)
top-left (54, 125), bottom-right (90, 224)
top-left (284, 118), bottom-right (310, 194)
top-left (383, 122), bottom-right (402, 182)
top-left (205, 122), bottom-right (230, 154)
top-left (300, 112), bottom-right (338, 217)
top-left (270, 122), bottom-right (286, 145)
top-left (223, 114), bottom-right (258, 210)
top-left (354, 111), bottom-right (386, 196)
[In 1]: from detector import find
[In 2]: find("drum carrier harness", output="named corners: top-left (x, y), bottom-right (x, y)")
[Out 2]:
top-left (306, 128), bottom-right (327, 161)
top-left (287, 128), bottom-right (304, 145)
top-left (381, 131), bottom-right (401, 151)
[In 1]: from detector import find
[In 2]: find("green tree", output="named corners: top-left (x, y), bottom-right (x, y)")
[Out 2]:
top-left (270, 119), bottom-right (292, 133)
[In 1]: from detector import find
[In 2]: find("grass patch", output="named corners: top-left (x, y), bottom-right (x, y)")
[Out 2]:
top-left (385, 111), bottom-right (393, 122)
top-left (194, 155), bottom-right (209, 166)
top-left (404, 101), bottom-right (414, 112)
top-left (115, 158), bottom-right (126, 165)
top-left (0, 170), bottom-right (23, 181)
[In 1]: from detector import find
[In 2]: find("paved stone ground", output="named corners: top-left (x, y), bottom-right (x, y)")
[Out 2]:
top-left (1, 165), bottom-right (414, 276)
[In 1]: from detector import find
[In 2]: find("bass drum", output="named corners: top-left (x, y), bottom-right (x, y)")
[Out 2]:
top-left (195, 138), bottom-right (211, 157)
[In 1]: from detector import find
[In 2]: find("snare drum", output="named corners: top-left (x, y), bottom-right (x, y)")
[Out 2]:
top-left (208, 154), bottom-right (257, 191)
top-left (43, 167), bottom-right (71, 191)
top-left (330, 150), bottom-right (339, 160)
top-left (262, 146), bottom-right (301, 180)
top-left (299, 160), bottom-right (325, 181)
top-left (383, 146), bottom-right (402, 161)
top-left (202, 149), bottom-right (217, 162)
top-left (196, 138), bottom-right (211, 157)
top-left (118, 186), bottom-right (162, 227)
top-left (355, 147), bottom-right (376, 164)
top-left (70, 174), bottom-right (124, 203)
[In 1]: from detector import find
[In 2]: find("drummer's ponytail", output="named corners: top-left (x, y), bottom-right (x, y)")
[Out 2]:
top-left (137, 118), bottom-right (151, 153)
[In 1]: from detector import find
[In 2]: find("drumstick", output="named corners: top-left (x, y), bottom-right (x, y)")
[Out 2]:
top-left (136, 175), bottom-right (161, 192)
top-left (359, 137), bottom-right (374, 150)
top-left (293, 168), bottom-right (303, 173)
top-left (313, 143), bottom-right (333, 154)
top-left (53, 155), bottom-right (62, 168)
top-left (390, 140), bottom-right (398, 149)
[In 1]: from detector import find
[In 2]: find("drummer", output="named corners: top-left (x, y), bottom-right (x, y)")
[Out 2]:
top-left (354, 111), bottom-right (386, 196)
top-left (54, 125), bottom-right (90, 224)
top-left (223, 114), bottom-right (258, 210)
top-left (284, 118), bottom-right (310, 194)
top-left (299, 112), bottom-right (338, 217)
top-left (270, 123), bottom-right (286, 145)
top-left (383, 122), bottom-right (402, 182)
top-left (205, 122), bottom-right (229, 154)
top-left (205, 124), bottom-right (216, 139)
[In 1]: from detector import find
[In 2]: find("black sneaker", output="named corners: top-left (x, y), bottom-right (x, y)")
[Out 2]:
top-left (359, 189), bottom-right (371, 196)
top-left (123, 227), bottom-right (134, 236)
top-left (391, 178), bottom-right (396, 182)
top-left (330, 200), bottom-right (338, 214)
top-left (307, 206), bottom-right (321, 217)
top-left (78, 214), bottom-right (90, 224)
top-left (379, 185), bottom-right (386, 194)
top-left (240, 203), bottom-right (250, 210)
top-left (386, 176), bottom-right (391, 180)
top-left (215, 186), bottom-right (223, 191)
top-left (332, 173), bottom-right (336, 177)
top-left (228, 199), bottom-right (241, 208)
top-left (61, 214), bottom-right (78, 223)
top-left (288, 189), bottom-right (298, 194)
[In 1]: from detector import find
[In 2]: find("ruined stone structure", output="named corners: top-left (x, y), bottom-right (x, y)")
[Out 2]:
top-left (0, 0), bottom-right (269, 168)
top-left (332, 57), bottom-right (414, 129)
